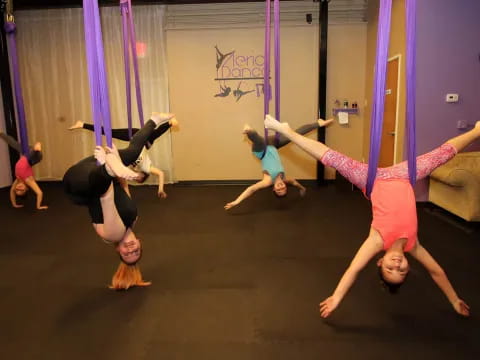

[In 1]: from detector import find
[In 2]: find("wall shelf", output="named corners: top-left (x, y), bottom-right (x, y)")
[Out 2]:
top-left (333, 108), bottom-right (359, 116)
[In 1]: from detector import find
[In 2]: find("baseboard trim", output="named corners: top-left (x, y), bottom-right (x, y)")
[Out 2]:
top-left (174, 179), bottom-right (334, 186)
top-left (30, 179), bottom-right (335, 187)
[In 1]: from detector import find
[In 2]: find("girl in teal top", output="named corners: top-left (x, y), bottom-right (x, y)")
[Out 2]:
top-left (224, 117), bottom-right (332, 210)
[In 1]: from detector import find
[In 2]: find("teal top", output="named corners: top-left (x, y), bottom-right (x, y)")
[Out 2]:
top-left (253, 145), bottom-right (284, 180)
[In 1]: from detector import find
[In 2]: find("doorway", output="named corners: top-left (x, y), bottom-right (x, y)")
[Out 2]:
top-left (378, 55), bottom-right (400, 167)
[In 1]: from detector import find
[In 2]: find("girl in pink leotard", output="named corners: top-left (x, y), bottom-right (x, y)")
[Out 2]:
top-left (264, 115), bottom-right (480, 318)
top-left (0, 132), bottom-right (47, 210)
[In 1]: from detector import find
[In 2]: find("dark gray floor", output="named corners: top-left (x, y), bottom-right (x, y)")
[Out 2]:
top-left (1, 182), bottom-right (479, 360)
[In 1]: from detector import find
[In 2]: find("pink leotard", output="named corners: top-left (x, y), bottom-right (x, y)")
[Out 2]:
top-left (321, 143), bottom-right (457, 251)
top-left (15, 155), bottom-right (34, 181)
top-left (370, 179), bottom-right (417, 251)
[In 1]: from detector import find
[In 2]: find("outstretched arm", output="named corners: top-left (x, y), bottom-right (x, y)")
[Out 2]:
top-left (9, 179), bottom-right (23, 208)
top-left (24, 177), bottom-right (48, 210)
top-left (224, 177), bottom-right (272, 210)
top-left (410, 243), bottom-right (470, 317)
top-left (320, 231), bottom-right (382, 318)
top-left (150, 166), bottom-right (167, 199)
top-left (284, 178), bottom-right (306, 197)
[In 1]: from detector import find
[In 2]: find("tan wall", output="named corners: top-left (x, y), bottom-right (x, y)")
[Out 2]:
top-left (167, 23), bottom-right (367, 181)
top-left (325, 24), bottom-right (367, 178)
top-left (364, 0), bottom-right (406, 164)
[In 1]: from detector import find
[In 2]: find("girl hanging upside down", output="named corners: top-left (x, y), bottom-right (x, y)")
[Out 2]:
top-left (69, 117), bottom-right (178, 199)
top-left (63, 113), bottom-right (174, 290)
top-left (224, 118), bottom-right (333, 210)
top-left (264, 115), bottom-right (479, 318)
top-left (0, 132), bottom-right (47, 210)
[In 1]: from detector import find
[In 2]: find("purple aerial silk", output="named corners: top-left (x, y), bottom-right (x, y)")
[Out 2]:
top-left (366, 0), bottom-right (417, 196)
top-left (4, 21), bottom-right (30, 155)
top-left (120, 2), bottom-right (132, 138)
top-left (405, 0), bottom-right (417, 187)
top-left (366, 0), bottom-right (392, 197)
top-left (263, 0), bottom-right (281, 144)
top-left (273, 0), bottom-right (280, 144)
top-left (82, 0), bottom-right (113, 147)
top-left (120, 0), bottom-right (144, 139)
top-left (263, 0), bottom-right (271, 141)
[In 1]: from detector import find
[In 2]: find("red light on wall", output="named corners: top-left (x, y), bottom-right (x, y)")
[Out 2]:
top-left (136, 42), bottom-right (147, 58)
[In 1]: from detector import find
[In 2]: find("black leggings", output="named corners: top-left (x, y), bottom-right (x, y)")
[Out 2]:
top-left (64, 119), bottom-right (157, 203)
top-left (63, 157), bottom-right (137, 227)
top-left (0, 133), bottom-right (42, 166)
top-left (246, 122), bottom-right (319, 153)
top-left (82, 122), bottom-right (171, 148)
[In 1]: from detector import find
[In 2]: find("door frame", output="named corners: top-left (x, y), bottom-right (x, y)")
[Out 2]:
top-left (388, 54), bottom-right (401, 164)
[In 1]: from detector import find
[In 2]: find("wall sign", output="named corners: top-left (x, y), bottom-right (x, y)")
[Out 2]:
top-left (214, 45), bottom-right (266, 102)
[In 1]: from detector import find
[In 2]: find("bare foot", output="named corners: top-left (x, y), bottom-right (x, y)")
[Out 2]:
top-left (94, 146), bottom-right (107, 165)
top-left (318, 118), bottom-right (334, 127)
top-left (33, 142), bottom-right (42, 151)
top-left (264, 114), bottom-right (290, 133)
top-left (242, 124), bottom-right (252, 134)
top-left (475, 121), bottom-right (480, 132)
top-left (105, 152), bottom-right (141, 181)
top-left (151, 112), bottom-right (175, 126)
top-left (169, 118), bottom-right (179, 128)
top-left (69, 121), bottom-right (84, 130)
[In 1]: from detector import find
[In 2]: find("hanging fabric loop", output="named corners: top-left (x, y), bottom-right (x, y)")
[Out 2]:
top-left (405, 0), bottom-right (417, 187)
top-left (120, 1), bottom-right (133, 138)
top-left (4, 20), bottom-right (30, 155)
top-left (83, 0), bottom-right (113, 148)
top-left (120, 0), bottom-right (144, 139)
top-left (273, 0), bottom-right (280, 145)
top-left (263, 0), bottom-right (281, 145)
top-left (366, 0), bottom-right (417, 197)
top-left (263, 0), bottom-right (272, 142)
top-left (365, 0), bottom-right (392, 197)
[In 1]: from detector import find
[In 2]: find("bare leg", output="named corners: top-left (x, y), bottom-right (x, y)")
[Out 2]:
top-left (69, 121), bottom-right (84, 130)
top-left (446, 121), bottom-right (480, 151)
top-left (270, 118), bottom-right (333, 149)
top-left (264, 115), bottom-right (331, 160)
top-left (243, 125), bottom-right (266, 153)
top-left (99, 183), bottom-right (127, 242)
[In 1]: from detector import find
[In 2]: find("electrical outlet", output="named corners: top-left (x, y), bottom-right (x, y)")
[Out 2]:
top-left (446, 94), bottom-right (459, 103)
